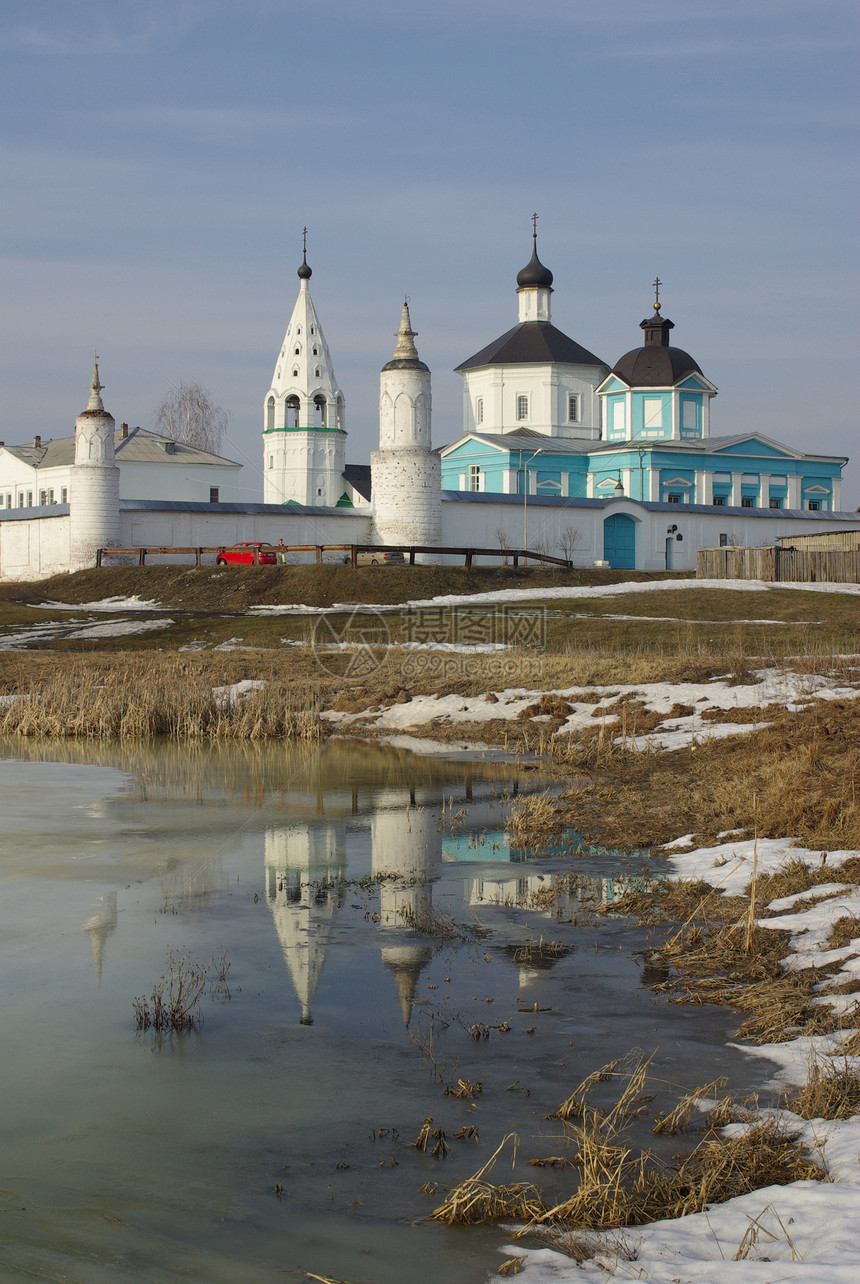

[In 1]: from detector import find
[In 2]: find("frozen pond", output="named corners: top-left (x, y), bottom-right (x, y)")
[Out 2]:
top-left (0, 740), bottom-right (774, 1282)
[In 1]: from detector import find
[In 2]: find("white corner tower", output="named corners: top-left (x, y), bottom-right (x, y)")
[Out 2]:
top-left (69, 361), bottom-right (120, 568)
top-left (263, 234), bottom-right (347, 507)
top-left (371, 301), bottom-right (441, 554)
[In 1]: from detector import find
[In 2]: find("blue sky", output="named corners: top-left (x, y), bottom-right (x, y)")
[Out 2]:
top-left (1, 0), bottom-right (857, 501)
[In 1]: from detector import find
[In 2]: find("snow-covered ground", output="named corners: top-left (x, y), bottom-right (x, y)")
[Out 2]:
top-left (247, 577), bottom-right (860, 617)
top-left (323, 667), bottom-right (860, 751)
top-left (503, 833), bottom-right (860, 1284)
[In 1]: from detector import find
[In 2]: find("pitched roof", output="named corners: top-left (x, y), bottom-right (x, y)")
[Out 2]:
top-left (1, 427), bottom-right (240, 471)
top-left (455, 322), bottom-right (607, 372)
top-left (343, 463), bottom-right (372, 500)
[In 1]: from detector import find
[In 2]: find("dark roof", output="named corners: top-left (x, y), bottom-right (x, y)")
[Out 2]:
top-left (456, 322), bottom-right (607, 372)
top-left (343, 463), bottom-right (372, 500)
top-left (381, 357), bottom-right (429, 373)
top-left (611, 344), bottom-right (703, 387)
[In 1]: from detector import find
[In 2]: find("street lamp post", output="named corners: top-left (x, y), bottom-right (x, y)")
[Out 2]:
top-left (521, 448), bottom-right (543, 553)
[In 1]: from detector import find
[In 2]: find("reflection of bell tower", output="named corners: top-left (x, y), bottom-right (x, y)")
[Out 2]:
top-left (265, 823), bottom-right (347, 1025)
top-left (371, 799), bottom-right (440, 1025)
top-left (83, 891), bottom-right (118, 983)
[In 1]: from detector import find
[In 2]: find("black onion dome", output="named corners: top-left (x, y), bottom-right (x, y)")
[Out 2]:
top-left (516, 237), bottom-right (553, 289)
top-left (612, 344), bottom-right (702, 387)
top-left (297, 250), bottom-right (312, 280)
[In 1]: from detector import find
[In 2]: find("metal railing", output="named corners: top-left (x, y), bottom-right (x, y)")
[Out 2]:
top-left (96, 542), bottom-right (574, 569)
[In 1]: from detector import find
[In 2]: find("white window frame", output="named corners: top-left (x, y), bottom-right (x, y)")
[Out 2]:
top-left (468, 464), bottom-right (484, 493)
top-left (516, 394), bottom-right (528, 422)
top-left (475, 397), bottom-right (483, 425)
top-left (643, 398), bottom-right (663, 430)
top-left (568, 393), bottom-right (578, 423)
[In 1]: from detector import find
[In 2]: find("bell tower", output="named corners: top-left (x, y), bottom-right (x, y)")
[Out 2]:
top-left (263, 233), bottom-right (347, 507)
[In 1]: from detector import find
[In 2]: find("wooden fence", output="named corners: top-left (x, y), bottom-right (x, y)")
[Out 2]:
top-left (96, 542), bottom-right (574, 570)
top-left (698, 545), bottom-right (860, 584)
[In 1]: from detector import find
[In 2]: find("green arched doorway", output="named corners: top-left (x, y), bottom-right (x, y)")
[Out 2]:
top-left (603, 514), bottom-right (636, 569)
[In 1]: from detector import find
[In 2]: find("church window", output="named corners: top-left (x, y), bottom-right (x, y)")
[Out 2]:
top-left (668, 493), bottom-right (681, 504)
top-left (26, 491), bottom-right (32, 507)
top-left (296, 327), bottom-right (301, 335)
top-left (681, 400), bottom-right (698, 431)
top-left (769, 497), bottom-right (781, 509)
top-left (293, 369), bottom-right (298, 378)
top-left (643, 398), bottom-right (663, 429)
top-left (268, 456), bottom-right (274, 469)
top-left (310, 326), bottom-right (314, 334)
top-left (294, 347), bottom-right (300, 355)
top-left (516, 394), bottom-right (528, 421)
top-left (468, 465), bottom-right (483, 492)
top-left (611, 401), bottom-right (625, 433)
top-left (61, 487), bottom-right (67, 503)
top-left (568, 394), bottom-right (578, 423)
top-left (314, 394), bottom-right (327, 427)
top-left (39, 490), bottom-right (47, 506)
top-left (209, 487), bottom-right (219, 503)
top-left (719, 533), bottom-right (729, 547)
top-left (476, 397), bottom-right (483, 425)
top-left (807, 500), bottom-right (820, 511)
top-left (712, 496), bottom-right (725, 506)
top-left (286, 395), bottom-right (300, 427)
top-left (741, 497), bottom-right (753, 508)
top-left (313, 347), bottom-right (318, 356)
top-left (315, 368), bottom-right (320, 378)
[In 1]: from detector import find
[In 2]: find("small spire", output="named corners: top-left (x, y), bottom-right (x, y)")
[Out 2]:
top-left (297, 226), bottom-right (312, 280)
top-left (87, 357), bottom-right (105, 411)
top-left (652, 276), bottom-right (662, 313)
top-left (392, 299), bottom-right (419, 361)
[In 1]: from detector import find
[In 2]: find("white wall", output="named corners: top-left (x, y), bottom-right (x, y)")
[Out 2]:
top-left (0, 508), bottom-right (373, 580)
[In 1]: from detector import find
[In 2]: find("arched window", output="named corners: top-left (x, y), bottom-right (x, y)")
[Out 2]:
top-left (314, 394), bottom-right (326, 427)
top-left (266, 396), bottom-right (275, 432)
top-left (286, 395), bottom-right (300, 428)
top-left (294, 347), bottom-right (300, 356)
top-left (313, 347), bottom-right (318, 356)
top-left (315, 367), bottom-right (320, 378)
top-left (336, 394), bottom-right (344, 431)
top-left (293, 368), bottom-right (298, 378)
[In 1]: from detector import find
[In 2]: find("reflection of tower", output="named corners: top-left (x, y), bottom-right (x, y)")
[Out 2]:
top-left (265, 823), bottom-right (347, 1025)
top-left (83, 891), bottom-right (118, 983)
top-left (371, 797), bottom-right (440, 1024)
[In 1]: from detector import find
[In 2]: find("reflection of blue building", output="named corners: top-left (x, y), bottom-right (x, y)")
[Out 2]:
top-left (440, 241), bottom-right (849, 568)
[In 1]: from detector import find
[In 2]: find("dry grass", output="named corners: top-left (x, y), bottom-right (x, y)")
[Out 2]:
top-left (431, 1135), bottom-right (546, 1226)
top-left (433, 1059), bottom-right (825, 1235)
top-left (828, 914), bottom-right (860, 950)
top-left (786, 1057), bottom-right (860, 1120)
top-left (133, 948), bottom-right (226, 1032)
top-left (506, 789), bottom-right (566, 848)
top-left (0, 655), bottom-right (322, 741)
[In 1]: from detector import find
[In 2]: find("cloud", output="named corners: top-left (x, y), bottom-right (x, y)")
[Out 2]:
top-left (0, 3), bottom-right (198, 58)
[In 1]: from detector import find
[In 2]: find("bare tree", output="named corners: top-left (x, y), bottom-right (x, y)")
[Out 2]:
top-left (153, 382), bottom-right (228, 454)
top-left (559, 526), bottom-right (582, 561)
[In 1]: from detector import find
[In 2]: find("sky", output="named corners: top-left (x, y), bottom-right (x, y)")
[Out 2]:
top-left (1, 0), bottom-right (857, 503)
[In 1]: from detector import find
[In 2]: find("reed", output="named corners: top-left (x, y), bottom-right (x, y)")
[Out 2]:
top-left (0, 658), bottom-right (321, 741)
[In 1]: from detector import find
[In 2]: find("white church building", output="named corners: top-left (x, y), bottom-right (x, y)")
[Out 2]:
top-left (0, 232), bottom-right (855, 581)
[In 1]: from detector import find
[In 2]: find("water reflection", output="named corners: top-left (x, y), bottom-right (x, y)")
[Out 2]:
top-left (0, 739), bottom-right (775, 1284)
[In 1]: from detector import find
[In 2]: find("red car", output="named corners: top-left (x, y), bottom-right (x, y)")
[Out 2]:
top-left (215, 542), bottom-right (277, 566)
